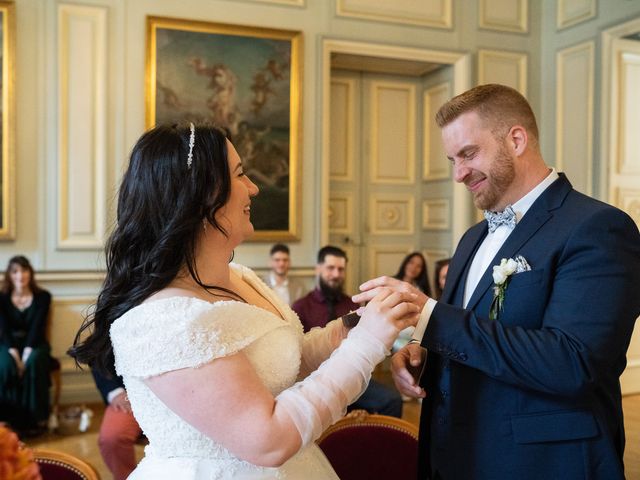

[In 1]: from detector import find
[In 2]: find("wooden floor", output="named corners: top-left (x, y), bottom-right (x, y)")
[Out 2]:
top-left (22, 393), bottom-right (640, 480)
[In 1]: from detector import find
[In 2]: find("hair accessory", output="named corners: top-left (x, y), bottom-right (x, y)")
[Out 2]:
top-left (187, 122), bottom-right (195, 169)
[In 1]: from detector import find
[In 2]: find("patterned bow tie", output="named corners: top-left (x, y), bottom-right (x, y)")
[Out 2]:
top-left (484, 205), bottom-right (517, 233)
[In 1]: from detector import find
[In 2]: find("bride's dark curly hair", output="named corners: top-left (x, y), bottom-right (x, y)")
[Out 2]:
top-left (69, 123), bottom-right (235, 374)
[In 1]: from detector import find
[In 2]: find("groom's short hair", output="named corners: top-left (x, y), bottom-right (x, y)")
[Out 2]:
top-left (435, 83), bottom-right (539, 150)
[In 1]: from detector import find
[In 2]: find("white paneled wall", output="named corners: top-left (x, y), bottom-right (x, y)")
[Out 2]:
top-left (555, 41), bottom-right (594, 195)
top-left (57, 4), bottom-right (108, 249)
top-left (478, 0), bottom-right (528, 33)
top-left (336, 0), bottom-right (452, 28)
top-left (557, 0), bottom-right (596, 29)
top-left (478, 49), bottom-right (527, 95)
top-left (422, 82), bottom-right (451, 181)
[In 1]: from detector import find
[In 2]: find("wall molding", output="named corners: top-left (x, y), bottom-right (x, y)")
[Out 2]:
top-left (330, 76), bottom-right (356, 181)
top-left (336, 0), bottom-right (452, 29)
top-left (369, 194), bottom-right (415, 235)
top-left (555, 40), bottom-right (594, 195)
top-left (370, 80), bottom-right (416, 185)
top-left (557, 0), bottom-right (596, 30)
top-left (422, 198), bottom-right (450, 230)
top-left (479, 0), bottom-right (528, 33)
top-left (478, 49), bottom-right (527, 95)
top-left (328, 192), bottom-right (354, 234)
top-left (423, 82), bottom-right (451, 180)
top-left (57, 4), bottom-right (108, 249)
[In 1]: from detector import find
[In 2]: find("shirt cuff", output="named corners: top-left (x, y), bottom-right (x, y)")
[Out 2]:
top-left (107, 388), bottom-right (125, 404)
top-left (411, 298), bottom-right (437, 343)
top-left (21, 347), bottom-right (33, 363)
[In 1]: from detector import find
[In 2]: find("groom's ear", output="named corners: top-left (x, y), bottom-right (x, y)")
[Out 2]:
top-left (507, 125), bottom-right (528, 157)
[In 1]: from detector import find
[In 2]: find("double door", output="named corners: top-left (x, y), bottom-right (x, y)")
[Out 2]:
top-left (328, 68), bottom-right (453, 295)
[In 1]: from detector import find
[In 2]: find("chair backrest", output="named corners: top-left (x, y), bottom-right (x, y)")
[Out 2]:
top-left (32, 448), bottom-right (100, 480)
top-left (317, 410), bottom-right (419, 480)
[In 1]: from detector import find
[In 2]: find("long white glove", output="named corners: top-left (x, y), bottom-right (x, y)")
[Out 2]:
top-left (298, 319), bottom-right (346, 378)
top-left (277, 326), bottom-right (388, 446)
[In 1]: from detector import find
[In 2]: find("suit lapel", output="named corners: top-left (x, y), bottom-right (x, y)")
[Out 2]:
top-left (464, 174), bottom-right (573, 311)
top-left (442, 222), bottom-right (487, 306)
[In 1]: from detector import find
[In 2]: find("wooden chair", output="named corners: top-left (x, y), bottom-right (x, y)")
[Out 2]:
top-left (32, 448), bottom-right (100, 480)
top-left (317, 410), bottom-right (419, 480)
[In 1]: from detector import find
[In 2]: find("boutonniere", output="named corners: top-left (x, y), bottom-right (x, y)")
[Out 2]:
top-left (489, 255), bottom-right (531, 320)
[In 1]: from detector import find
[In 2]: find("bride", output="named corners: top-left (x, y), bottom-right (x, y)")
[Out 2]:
top-left (70, 123), bottom-right (419, 479)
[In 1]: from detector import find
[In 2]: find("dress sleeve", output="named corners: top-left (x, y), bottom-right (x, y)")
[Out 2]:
top-left (111, 297), bottom-right (292, 379)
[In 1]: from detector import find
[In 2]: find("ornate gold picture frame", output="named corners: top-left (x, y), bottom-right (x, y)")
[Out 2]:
top-left (146, 16), bottom-right (302, 241)
top-left (0, 2), bottom-right (15, 240)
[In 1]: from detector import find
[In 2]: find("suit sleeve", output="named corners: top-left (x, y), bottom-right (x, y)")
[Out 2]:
top-left (423, 208), bottom-right (640, 397)
top-left (92, 368), bottom-right (125, 404)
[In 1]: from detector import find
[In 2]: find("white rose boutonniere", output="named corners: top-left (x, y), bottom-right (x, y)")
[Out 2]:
top-left (489, 255), bottom-right (531, 321)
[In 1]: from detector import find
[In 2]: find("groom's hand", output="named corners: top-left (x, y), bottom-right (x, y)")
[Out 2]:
top-left (391, 343), bottom-right (427, 398)
top-left (352, 276), bottom-right (429, 313)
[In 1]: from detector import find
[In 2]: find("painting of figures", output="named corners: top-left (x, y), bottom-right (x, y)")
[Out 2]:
top-left (146, 17), bottom-right (302, 240)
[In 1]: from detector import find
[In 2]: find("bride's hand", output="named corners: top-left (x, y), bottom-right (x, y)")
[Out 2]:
top-left (355, 288), bottom-right (421, 349)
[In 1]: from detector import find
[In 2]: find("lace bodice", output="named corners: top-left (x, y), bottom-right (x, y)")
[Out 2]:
top-left (110, 265), bottom-right (337, 479)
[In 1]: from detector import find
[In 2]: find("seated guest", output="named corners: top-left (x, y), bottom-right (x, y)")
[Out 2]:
top-left (0, 256), bottom-right (52, 434)
top-left (292, 246), bottom-right (403, 418)
top-left (92, 368), bottom-right (142, 480)
top-left (433, 257), bottom-right (451, 300)
top-left (262, 243), bottom-right (307, 305)
top-left (392, 252), bottom-right (431, 353)
top-left (393, 252), bottom-right (431, 295)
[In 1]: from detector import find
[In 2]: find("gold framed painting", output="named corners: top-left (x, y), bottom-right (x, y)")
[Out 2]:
top-left (0, 2), bottom-right (14, 240)
top-left (146, 16), bottom-right (302, 241)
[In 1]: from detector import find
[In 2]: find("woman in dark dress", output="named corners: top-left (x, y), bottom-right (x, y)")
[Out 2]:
top-left (0, 255), bottom-right (52, 431)
top-left (393, 252), bottom-right (431, 296)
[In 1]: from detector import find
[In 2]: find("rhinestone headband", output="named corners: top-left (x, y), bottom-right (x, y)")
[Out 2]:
top-left (187, 122), bottom-right (195, 169)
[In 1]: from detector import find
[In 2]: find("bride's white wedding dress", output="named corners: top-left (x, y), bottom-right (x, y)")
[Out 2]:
top-left (110, 264), bottom-right (339, 479)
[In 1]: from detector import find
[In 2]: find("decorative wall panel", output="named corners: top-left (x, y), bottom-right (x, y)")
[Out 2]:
top-left (479, 0), bottom-right (528, 33)
top-left (370, 194), bottom-right (414, 235)
top-left (370, 81), bottom-right (416, 184)
top-left (57, 4), bottom-right (107, 249)
top-left (248, 0), bottom-right (305, 5)
top-left (369, 245), bottom-right (413, 279)
top-left (330, 77), bottom-right (356, 180)
top-left (422, 199), bottom-right (450, 230)
top-left (616, 188), bottom-right (640, 227)
top-left (328, 193), bottom-right (353, 233)
top-left (557, 0), bottom-right (596, 30)
top-left (556, 41), bottom-right (594, 194)
top-left (617, 49), bottom-right (640, 175)
top-left (336, 0), bottom-right (452, 29)
top-left (478, 49), bottom-right (527, 95)
top-left (423, 82), bottom-right (451, 180)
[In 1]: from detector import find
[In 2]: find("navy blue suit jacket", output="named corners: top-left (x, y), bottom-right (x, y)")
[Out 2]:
top-left (91, 368), bottom-right (125, 405)
top-left (417, 174), bottom-right (640, 479)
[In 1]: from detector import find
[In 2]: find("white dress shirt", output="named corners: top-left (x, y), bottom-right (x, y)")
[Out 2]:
top-left (412, 169), bottom-right (559, 342)
top-left (266, 272), bottom-right (291, 305)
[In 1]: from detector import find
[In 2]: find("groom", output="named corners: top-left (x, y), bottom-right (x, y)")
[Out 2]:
top-left (354, 84), bottom-right (640, 479)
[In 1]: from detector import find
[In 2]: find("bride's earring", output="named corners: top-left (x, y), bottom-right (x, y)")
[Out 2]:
top-left (203, 219), bottom-right (208, 232)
